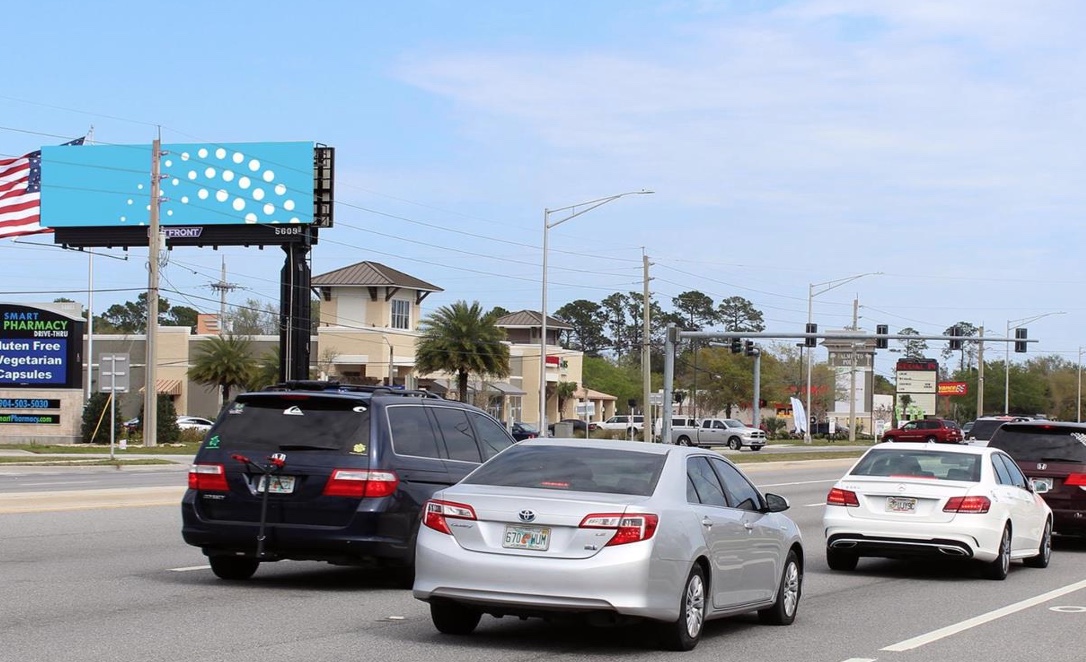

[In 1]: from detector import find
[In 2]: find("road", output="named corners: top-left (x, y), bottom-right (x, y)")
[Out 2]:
top-left (3, 461), bottom-right (1086, 662)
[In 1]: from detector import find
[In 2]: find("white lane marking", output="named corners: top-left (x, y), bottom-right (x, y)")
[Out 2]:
top-left (882, 578), bottom-right (1086, 651)
top-left (759, 479), bottom-right (839, 487)
top-left (18, 481), bottom-right (99, 487)
top-left (170, 565), bottom-right (211, 572)
top-left (840, 658), bottom-right (876, 662)
top-left (804, 502), bottom-right (827, 507)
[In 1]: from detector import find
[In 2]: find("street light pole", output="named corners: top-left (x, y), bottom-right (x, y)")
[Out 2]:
top-left (1078, 347), bottom-right (1084, 423)
top-left (804, 272), bottom-right (881, 443)
top-left (1003, 311), bottom-right (1065, 415)
top-left (539, 190), bottom-right (653, 432)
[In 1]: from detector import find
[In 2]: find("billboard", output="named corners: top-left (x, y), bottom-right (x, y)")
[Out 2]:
top-left (41, 141), bottom-right (315, 227)
top-left (0, 304), bottom-right (84, 389)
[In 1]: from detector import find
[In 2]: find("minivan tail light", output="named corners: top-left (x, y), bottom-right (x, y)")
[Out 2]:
top-left (322, 469), bottom-right (399, 498)
top-left (944, 496), bottom-right (991, 513)
top-left (827, 487), bottom-right (859, 507)
top-left (422, 499), bottom-right (477, 534)
top-left (579, 513), bottom-right (659, 546)
top-left (1064, 473), bottom-right (1086, 487)
top-left (188, 463), bottom-right (228, 491)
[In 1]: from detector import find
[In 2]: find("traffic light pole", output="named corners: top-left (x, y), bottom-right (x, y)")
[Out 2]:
top-left (660, 325), bottom-right (1035, 446)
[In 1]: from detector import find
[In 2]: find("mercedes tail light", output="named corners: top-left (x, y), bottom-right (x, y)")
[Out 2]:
top-left (188, 463), bottom-right (228, 491)
top-left (322, 470), bottom-right (399, 498)
top-left (579, 513), bottom-right (659, 546)
top-left (422, 499), bottom-right (477, 534)
top-left (944, 495), bottom-right (991, 513)
top-left (827, 487), bottom-right (859, 507)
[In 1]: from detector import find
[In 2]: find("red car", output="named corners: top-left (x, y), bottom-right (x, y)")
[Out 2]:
top-left (881, 419), bottom-right (963, 444)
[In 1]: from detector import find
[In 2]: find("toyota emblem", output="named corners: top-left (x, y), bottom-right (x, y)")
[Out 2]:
top-left (1037, 463), bottom-right (1047, 471)
top-left (518, 510), bottom-right (536, 523)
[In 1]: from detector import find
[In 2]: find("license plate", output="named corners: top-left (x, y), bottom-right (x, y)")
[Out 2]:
top-left (1032, 477), bottom-right (1053, 493)
top-left (503, 525), bottom-right (551, 551)
top-left (257, 475), bottom-right (296, 494)
top-left (887, 496), bottom-right (917, 513)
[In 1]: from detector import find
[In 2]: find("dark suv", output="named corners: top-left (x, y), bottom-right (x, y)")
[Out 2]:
top-left (880, 418), bottom-right (963, 444)
top-left (963, 416), bottom-right (1032, 445)
top-left (988, 420), bottom-right (1086, 536)
top-left (181, 381), bottom-right (517, 580)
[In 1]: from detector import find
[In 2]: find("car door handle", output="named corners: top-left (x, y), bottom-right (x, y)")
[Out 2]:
top-left (701, 517), bottom-right (713, 529)
top-left (744, 521), bottom-right (754, 531)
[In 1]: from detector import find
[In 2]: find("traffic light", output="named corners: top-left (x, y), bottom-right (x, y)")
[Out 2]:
top-left (1015, 327), bottom-right (1028, 353)
top-left (805, 323), bottom-right (817, 347)
top-left (949, 325), bottom-right (963, 351)
top-left (875, 324), bottom-right (889, 349)
top-left (730, 338), bottom-right (742, 353)
top-left (744, 340), bottom-right (756, 356)
top-left (674, 390), bottom-right (685, 404)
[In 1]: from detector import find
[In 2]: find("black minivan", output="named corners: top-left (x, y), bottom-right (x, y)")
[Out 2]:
top-left (181, 381), bottom-right (517, 580)
top-left (987, 420), bottom-right (1086, 536)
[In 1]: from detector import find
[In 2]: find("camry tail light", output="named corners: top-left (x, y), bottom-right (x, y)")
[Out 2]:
top-left (1064, 473), bottom-right (1086, 487)
top-left (827, 487), bottom-right (859, 507)
top-left (422, 499), bottom-right (477, 534)
top-left (322, 469), bottom-right (398, 498)
top-left (188, 463), bottom-right (228, 491)
top-left (944, 495), bottom-right (991, 513)
top-left (579, 513), bottom-right (659, 546)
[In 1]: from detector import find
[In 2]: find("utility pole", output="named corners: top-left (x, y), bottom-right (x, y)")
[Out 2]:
top-left (848, 298), bottom-right (858, 443)
top-left (642, 251), bottom-right (653, 442)
top-left (209, 255), bottom-right (239, 335)
top-left (976, 327), bottom-right (985, 418)
top-left (144, 136), bottom-right (163, 447)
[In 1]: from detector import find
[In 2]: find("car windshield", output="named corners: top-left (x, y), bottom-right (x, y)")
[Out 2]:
top-left (462, 444), bottom-right (665, 496)
top-left (850, 449), bottom-right (981, 481)
top-left (205, 395), bottom-right (370, 452)
top-left (968, 419), bottom-right (1009, 440)
top-left (988, 426), bottom-right (1086, 463)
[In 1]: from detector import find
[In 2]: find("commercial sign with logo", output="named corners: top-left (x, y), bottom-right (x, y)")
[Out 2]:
top-left (0, 304), bottom-right (84, 389)
top-left (937, 381), bottom-right (969, 396)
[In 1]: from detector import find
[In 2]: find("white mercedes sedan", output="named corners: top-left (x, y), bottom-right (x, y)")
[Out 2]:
top-left (413, 438), bottom-right (803, 651)
top-left (823, 442), bottom-right (1052, 580)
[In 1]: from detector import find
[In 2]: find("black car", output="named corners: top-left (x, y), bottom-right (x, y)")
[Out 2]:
top-left (988, 420), bottom-right (1086, 536)
top-left (510, 422), bottom-right (540, 441)
top-left (181, 381), bottom-right (517, 581)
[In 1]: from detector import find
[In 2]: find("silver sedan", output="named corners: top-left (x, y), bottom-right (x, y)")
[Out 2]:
top-left (413, 438), bottom-right (803, 651)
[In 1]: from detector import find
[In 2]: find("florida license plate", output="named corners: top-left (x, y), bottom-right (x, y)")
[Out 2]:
top-left (257, 475), bottom-right (296, 494)
top-left (1032, 477), bottom-right (1053, 493)
top-left (887, 496), bottom-right (917, 513)
top-left (503, 525), bottom-right (551, 551)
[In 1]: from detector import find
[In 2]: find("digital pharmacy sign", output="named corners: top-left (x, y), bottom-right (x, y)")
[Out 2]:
top-left (0, 304), bottom-right (84, 389)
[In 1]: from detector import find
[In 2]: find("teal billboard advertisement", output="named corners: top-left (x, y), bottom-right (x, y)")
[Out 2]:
top-left (0, 304), bottom-right (84, 388)
top-left (40, 141), bottom-right (315, 227)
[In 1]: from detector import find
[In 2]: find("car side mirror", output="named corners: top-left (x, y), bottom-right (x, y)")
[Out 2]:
top-left (763, 492), bottom-right (790, 513)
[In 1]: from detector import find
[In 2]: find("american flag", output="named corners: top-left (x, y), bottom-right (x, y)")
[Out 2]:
top-left (0, 136), bottom-right (85, 239)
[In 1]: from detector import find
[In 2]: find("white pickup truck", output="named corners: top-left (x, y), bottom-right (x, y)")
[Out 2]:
top-left (671, 418), bottom-right (767, 450)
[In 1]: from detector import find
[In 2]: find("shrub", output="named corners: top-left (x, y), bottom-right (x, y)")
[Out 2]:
top-left (135, 395), bottom-right (182, 444)
top-left (80, 392), bottom-right (125, 444)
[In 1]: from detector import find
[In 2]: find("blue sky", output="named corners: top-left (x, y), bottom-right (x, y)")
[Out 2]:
top-left (3, 0), bottom-right (1084, 381)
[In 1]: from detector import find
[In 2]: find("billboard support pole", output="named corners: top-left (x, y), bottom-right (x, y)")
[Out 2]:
top-left (279, 229), bottom-right (313, 383)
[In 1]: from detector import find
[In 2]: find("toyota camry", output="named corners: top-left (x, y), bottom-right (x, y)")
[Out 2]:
top-left (413, 438), bottom-right (803, 651)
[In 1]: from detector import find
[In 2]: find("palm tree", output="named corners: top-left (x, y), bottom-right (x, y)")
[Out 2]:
top-left (247, 345), bottom-right (281, 392)
top-left (189, 335), bottom-right (256, 403)
top-left (415, 301), bottom-right (510, 402)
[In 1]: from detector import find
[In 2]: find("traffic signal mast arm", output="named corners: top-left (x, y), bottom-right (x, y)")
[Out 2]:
top-left (673, 330), bottom-right (1036, 344)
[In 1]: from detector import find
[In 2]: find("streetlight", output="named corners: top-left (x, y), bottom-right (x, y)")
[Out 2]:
top-left (539, 190), bottom-right (653, 432)
top-left (804, 272), bottom-right (881, 443)
top-left (1004, 311), bottom-right (1064, 414)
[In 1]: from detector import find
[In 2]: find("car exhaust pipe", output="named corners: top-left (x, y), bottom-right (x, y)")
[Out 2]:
top-left (937, 546), bottom-right (968, 556)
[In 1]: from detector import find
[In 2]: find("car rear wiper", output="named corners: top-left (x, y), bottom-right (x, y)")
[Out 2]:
top-left (276, 444), bottom-right (340, 451)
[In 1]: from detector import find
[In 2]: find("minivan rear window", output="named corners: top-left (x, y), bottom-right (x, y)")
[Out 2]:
top-left (988, 426), bottom-right (1086, 463)
top-left (463, 445), bottom-right (665, 496)
top-left (206, 395), bottom-right (370, 452)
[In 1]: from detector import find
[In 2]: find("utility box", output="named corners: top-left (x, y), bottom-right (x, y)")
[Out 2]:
top-left (553, 422), bottom-right (574, 438)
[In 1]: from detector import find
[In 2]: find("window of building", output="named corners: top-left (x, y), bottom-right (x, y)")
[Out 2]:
top-left (391, 299), bottom-right (410, 330)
